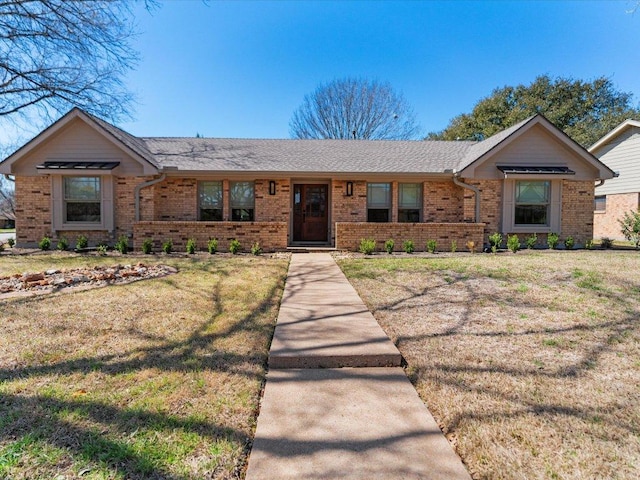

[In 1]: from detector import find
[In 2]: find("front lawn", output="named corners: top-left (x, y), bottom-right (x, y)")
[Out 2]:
top-left (0, 253), bottom-right (289, 479)
top-left (338, 250), bottom-right (639, 480)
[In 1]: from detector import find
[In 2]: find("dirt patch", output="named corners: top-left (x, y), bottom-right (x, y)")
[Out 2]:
top-left (0, 262), bottom-right (177, 299)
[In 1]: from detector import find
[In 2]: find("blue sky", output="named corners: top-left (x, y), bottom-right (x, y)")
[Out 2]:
top-left (119, 1), bottom-right (638, 139)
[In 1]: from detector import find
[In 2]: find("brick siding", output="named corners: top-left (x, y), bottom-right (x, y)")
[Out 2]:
top-left (593, 192), bottom-right (639, 240)
top-left (15, 176), bottom-right (52, 245)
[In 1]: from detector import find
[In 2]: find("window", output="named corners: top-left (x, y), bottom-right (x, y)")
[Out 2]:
top-left (230, 181), bottom-right (254, 221)
top-left (199, 181), bottom-right (223, 221)
top-left (515, 181), bottom-right (550, 225)
top-left (63, 177), bottom-right (101, 223)
top-left (594, 195), bottom-right (606, 212)
top-left (367, 183), bottom-right (391, 222)
top-left (398, 183), bottom-right (421, 222)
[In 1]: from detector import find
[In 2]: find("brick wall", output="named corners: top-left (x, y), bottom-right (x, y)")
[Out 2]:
top-left (14, 176), bottom-right (52, 245)
top-left (153, 178), bottom-right (198, 221)
top-left (255, 179), bottom-right (290, 222)
top-left (593, 192), bottom-right (639, 240)
top-left (133, 221), bottom-right (288, 252)
top-left (335, 222), bottom-right (485, 252)
top-left (559, 180), bottom-right (596, 245)
top-left (424, 181), bottom-right (465, 222)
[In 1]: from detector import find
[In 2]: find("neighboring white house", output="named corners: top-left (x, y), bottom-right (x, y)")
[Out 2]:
top-left (590, 119), bottom-right (640, 240)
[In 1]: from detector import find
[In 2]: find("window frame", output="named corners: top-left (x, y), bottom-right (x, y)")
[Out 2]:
top-left (198, 180), bottom-right (223, 221)
top-left (398, 183), bottom-right (422, 223)
top-left (367, 182), bottom-right (391, 222)
top-left (514, 180), bottom-right (551, 227)
top-left (230, 181), bottom-right (255, 222)
top-left (594, 195), bottom-right (606, 213)
top-left (502, 179), bottom-right (561, 233)
top-left (63, 176), bottom-right (102, 224)
top-left (52, 175), bottom-right (114, 231)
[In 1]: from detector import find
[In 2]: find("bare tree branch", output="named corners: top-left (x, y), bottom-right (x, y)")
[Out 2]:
top-left (290, 77), bottom-right (422, 140)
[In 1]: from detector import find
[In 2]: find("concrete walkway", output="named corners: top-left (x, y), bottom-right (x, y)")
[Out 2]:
top-left (246, 253), bottom-right (470, 480)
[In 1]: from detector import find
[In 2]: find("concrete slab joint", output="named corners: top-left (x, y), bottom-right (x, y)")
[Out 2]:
top-left (246, 253), bottom-right (471, 480)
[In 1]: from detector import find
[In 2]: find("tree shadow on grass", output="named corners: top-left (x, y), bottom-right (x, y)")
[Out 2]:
top-left (0, 259), bottom-right (288, 479)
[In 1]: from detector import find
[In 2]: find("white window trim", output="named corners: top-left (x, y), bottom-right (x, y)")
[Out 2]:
top-left (502, 179), bottom-right (561, 233)
top-left (52, 175), bottom-right (114, 231)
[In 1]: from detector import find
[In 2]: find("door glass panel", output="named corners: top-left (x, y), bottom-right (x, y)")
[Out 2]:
top-left (305, 187), bottom-right (326, 218)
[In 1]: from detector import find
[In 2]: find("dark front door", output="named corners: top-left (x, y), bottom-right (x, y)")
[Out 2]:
top-left (293, 184), bottom-right (329, 242)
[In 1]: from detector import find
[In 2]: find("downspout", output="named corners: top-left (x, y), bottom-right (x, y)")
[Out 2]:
top-left (452, 172), bottom-right (481, 223)
top-left (4, 174), bottom-right (14, 182)
top-left (134, 173), bottom-right (166, 222)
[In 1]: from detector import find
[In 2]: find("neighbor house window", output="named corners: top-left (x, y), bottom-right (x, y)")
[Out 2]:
top-left (594, 195), bottom-right (606, 212)
top-left (63, 177), bottom-right (101, 223)
top-left (398, 183), bottom-right (421, 222)
top-left (515, 181), bottom-right (550, 225)
top-left (230, 181), bottom-right (254, 221)
top-left (199, 181), bottom-right (223, 221)
top-left (367, 183), bottom-right (391, 222)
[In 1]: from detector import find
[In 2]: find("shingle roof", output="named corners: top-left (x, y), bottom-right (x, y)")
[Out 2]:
top-left (140, 137), bottom-right (477, 174)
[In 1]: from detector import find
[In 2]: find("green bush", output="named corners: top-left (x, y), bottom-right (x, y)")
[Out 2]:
top-left (7, 237), bottom-right (15, 248)
top-left (162, 239), bottom-right (173, 254)
top-left (229, 239), bottom-right (241, 254)
top-left (384, 239), bottom-right (394, 254)
top-left (585, 239), bottom-right (594, 250)
top-left (618, 209), bottom-right (640, 248)
top-left (142, 238), bottom-right (154, 254)
top-left (186, 238), bottom-right (196, 254)
top-left (115, 236), bottom-right (129, 254)
top-left (207, 238), bottom-right (218, 254)
top-left (75, 235), bottom-right (88, 250)
top-left (507, 234), bottom-right (520, 253)
top-left (96, 244), bottom-right (108, 256)
top-left (600, 237), bottom-right (613, 249)
top-left (359, 238), bottom-right (376, 255)
top-left (564, 236), bottom-right (575, 250)
top-left (426, 239), bottom-right (437, 254)
top-left (251, 241), bottom-right (262, 255)
top-left (488, 232), bottom-right (502, 253)
top-left (402, 240), bottom-right (415, 254)
top-left (450, 240), bottom-right (457, 253)
top-left (525, 233), bottom-right (537, 249)
top-left (547, 232), bottom-right (560, 249)
top-left (56, 237), bottom-right (68, 251)
top-left (39, 236), bottom-right (51, 251)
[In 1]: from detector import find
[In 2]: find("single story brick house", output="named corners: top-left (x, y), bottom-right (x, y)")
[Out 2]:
top-left (0, 108), bottom-right (615, 252)
top-left (590, 119), bottom-right (640, 240)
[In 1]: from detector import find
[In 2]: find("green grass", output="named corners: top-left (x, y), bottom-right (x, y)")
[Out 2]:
top-left (0, 253), bottom-right (289, 479)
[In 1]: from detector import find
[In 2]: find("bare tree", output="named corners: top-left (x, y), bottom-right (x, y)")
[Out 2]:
top-left (0, 0), bottom-right (154, 123)
top-left (290, 77), bottom-right (421, 140)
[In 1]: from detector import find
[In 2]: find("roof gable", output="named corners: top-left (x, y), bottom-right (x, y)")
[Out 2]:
top-left (0, 108), bottom-right (159, 175)
top-left (588, 119), bottom-right (640, 154)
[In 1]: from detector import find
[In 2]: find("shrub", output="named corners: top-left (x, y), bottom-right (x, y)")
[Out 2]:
top-left (359, 238), bottom-right (376, 255)
top-left (251, 241), bottom-right (262, 255)
top-left (402, 240), bottom-right (415, 254)
top-left (564, 236), bottom-right (575, 250)
top-left (186, 238), bottom-right (196, 254)
top-left (547, 232), bottom-right (560, 249)
top-left (75, 235), bottom-right (88, 250)
top-left (384, 239), bottom-right (394, 254)
top-left (7, 237), bottom-right (15, 248)
top-left (162, 239), bottom-right (173, 254)
top-left (618, 209), bottom-right (640, 248)
top-left (142, 238), bottom-right (154, 254)
top-left (507, 234), bottom-right (520, 253)
top-left (450, 240), bottom-right (457, 253)
top-left (39, 236), bottom-right (51, 251)
top-left (600, 237), bottom-right (613, 249)
top-left (114, 236), bottom-right (129, 254)
top-left (229, 239), bottom-right (241, 254)
top-left (585, 239), bottom-right (594, 250)
top-left (96, 244), bottom-right (108, 256)
top-left (525, 233), bottom-right (537, 249)
top-left (466, 240), bottom-right (476, 254)
top-left (426, 239), bottom-right (437, 254)
top-left (56, 237), bottom-right (68, 251)
top-left (207, 238), bottom-right (218, 254)
top-left (488, 232), bottom-right (502, 253)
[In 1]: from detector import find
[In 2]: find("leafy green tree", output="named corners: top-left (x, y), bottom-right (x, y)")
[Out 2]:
top-left (428, 75), bottom-right (640, 147)
top-left (619, 210), bottom-right (640, 248)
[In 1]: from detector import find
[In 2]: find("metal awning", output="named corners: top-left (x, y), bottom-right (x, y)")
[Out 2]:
top-left (36, 161), bottom-right (120, 170)
top-left (497, 166), bottom-right (575, 175)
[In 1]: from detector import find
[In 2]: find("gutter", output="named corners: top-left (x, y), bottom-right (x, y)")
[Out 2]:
top-left (452, 173), bottom-right (480, 223)
top-left (134, 173), bottom-right (166, 222)
top-left (3, 174), bottom-right (14, 182)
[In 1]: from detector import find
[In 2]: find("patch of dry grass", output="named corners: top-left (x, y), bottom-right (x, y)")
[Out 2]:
top-left (339, 250), bottom-right (640, 480)
top-left (0, 253), bottom-right (289, 479)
